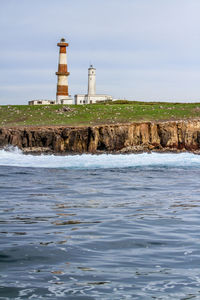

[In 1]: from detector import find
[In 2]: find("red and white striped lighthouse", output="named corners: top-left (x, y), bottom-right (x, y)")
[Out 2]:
top-left (56, 38), bottom-right (71, 104)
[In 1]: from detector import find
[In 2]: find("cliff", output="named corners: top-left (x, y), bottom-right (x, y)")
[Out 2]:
top-left (1, 120), bottom-right (200, 154)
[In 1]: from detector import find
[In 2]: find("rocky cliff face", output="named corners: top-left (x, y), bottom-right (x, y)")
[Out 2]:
top-left (1, 120), bottom-right (200, 153)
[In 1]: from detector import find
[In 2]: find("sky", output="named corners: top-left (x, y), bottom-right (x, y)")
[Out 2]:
top-left (1, 0), bottom-right (200, 104)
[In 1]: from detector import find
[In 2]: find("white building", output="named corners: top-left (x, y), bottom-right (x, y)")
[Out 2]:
top-left (28, 99), bottom-right (73, 105)
top-left (29, 100), bottom-right (55, 105)
top-left (75, 65), bottom-right (113, 105)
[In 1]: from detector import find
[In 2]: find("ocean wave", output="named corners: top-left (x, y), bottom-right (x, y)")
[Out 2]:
top-left (0, 147), bottom-right (199, 169)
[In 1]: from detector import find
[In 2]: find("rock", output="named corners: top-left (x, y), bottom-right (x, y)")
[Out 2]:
top-left (0, 120), bottom-right (200, 154)
top-left (56, 106), bottom-right (74, 113)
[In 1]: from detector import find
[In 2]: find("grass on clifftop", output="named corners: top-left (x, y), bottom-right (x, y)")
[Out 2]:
top-left (1, 100), bottom-right (200, 127)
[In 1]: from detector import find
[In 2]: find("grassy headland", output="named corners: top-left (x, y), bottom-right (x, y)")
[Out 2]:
top-left (1, 100), bottom-right (200, 127)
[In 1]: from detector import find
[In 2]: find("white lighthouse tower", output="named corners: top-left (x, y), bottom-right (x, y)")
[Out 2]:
top-left (88, 65), bottom-right (96, 95)
top-left (75, 65), bottom-right (113, 105)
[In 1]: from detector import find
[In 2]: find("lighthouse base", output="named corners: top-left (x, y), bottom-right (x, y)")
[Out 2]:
top-left (74, 94), bottom-right (113, 105)
top-left (56, 96), bottom-right (74, 105)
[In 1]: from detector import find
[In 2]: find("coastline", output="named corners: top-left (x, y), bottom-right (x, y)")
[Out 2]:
top-left (1, 119), bottom-right (200, 154)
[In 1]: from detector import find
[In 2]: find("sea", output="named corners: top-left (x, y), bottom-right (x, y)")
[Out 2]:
top-left (1, 148), bottom-right (200, 300)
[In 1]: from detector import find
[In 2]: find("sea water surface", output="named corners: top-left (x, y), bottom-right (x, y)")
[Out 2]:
top-left (1, 148), bottom-right (200, 299)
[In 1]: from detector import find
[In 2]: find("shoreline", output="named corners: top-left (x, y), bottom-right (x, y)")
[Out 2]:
top-left (1, 119), bottom-right (200, 154)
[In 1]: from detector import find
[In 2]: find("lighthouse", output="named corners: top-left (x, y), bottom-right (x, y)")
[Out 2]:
top-left (28, 39), bottom-right (112, 106)
top-left (88, 65), bottom-right (96, 95)
top-left (56, 38), bottom-right (73, 104)
top-left (75, 65), bottom-right (113, 105)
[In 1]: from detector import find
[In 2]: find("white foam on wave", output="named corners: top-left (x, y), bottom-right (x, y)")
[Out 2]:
top-left (0, 147), bottom-right (199, 169)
